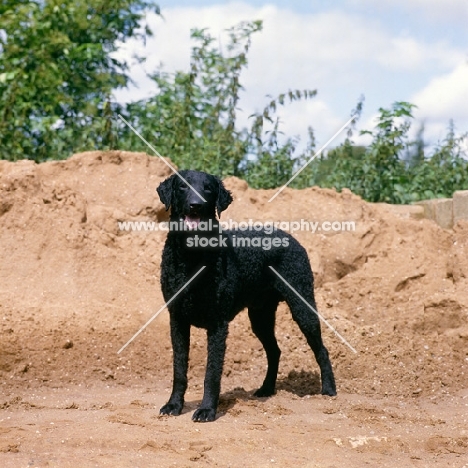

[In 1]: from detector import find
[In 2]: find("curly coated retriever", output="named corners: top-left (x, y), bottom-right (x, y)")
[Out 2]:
top-left (156, 170), bottom-right (336, 422)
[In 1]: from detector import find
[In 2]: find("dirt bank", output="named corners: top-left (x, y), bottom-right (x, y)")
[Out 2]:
top-left (1, 151), bottom-right (467, 467)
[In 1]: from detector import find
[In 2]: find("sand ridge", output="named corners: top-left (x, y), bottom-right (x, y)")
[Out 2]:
top-left (1, 151), bottom-right (467, 467)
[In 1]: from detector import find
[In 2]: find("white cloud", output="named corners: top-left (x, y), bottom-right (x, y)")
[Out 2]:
top-left (412, 64), bottom-right (468, 121)
top-left (376, 36), bottom-right (463, 71)
top-left (113, 2), bottom-right (467, 150)
top-left (411, 63), bottom-right (468, 143)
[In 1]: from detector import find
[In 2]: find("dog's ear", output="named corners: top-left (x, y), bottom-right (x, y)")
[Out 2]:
top-left (216, 177), bottom-right (233, 217)
top-left (156, 174), bottom-right (176, 211)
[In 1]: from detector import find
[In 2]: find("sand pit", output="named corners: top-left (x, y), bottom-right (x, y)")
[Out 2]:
top-left (1, 151), bottom-right (467, 467)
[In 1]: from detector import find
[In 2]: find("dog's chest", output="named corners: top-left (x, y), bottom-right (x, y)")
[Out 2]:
top-left (161, 255), bottom-right (232, 325)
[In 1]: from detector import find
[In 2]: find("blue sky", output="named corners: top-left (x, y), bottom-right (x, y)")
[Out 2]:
top-left (114, 0), bottom-right (468, 153)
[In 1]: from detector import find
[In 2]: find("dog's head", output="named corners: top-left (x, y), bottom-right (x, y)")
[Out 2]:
top-left (157, 170), bottom-right (233, 226)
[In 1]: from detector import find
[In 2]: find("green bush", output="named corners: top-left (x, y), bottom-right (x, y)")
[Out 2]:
top-left (119, 21), bottom-right (317, 185)
top-left (0, 0), bottom-right (160, 161)
top-left (303, 104), bottom-right (468, 203)
top-left (1, 7), bottom-right (467, 203)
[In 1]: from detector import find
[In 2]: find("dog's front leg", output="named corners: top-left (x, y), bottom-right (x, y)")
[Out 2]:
top-left (160, 317), bottom-right (190, 416)
top-left (192, 322), bottom-right (229, 422)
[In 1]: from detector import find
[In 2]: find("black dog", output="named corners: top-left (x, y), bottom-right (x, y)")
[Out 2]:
top-left (157, 170), bottom-right (336, 422)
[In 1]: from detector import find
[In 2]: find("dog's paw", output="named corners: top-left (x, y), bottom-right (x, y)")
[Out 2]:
top-left (159, 402), bottom-right (183, 416)
top-left (321, 387), bottom-right (337, 397)
top-left (253, 386), bottom-right (275, 398)
top-left (192, 407), bottom-right (216, 422)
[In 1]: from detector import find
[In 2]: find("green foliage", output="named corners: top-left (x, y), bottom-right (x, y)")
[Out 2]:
top-left (1, 7), bottom-right (466, 204)
top-left (299, 102), bottom-right (415, 203)
top-left (0, 0), bottom-right (160, 161)
top-left (409, 121), bottom-right (468, 200)
top-left (244, 91), bottom-right (317, 188)
top-left (120, 21), bottom-right (262, 177)
top-left (305, 103), bottom-right (468, 203)
top-left (119, 21), bottom-right (317, 184)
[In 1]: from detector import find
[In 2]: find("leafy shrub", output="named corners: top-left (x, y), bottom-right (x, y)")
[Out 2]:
top-left (305, 104), bottom-right (468, 203)
top-left (1, 8), bottom-right (466, 203)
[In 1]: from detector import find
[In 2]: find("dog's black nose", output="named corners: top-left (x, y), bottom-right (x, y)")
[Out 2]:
top-left (189, 203), bottom-right (202, 210)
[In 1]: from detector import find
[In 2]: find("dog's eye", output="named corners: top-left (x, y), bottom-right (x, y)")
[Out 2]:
top-left (179, 183), bottom-right (188, 190)
top-left (203, 186), bottom-right (212, 193)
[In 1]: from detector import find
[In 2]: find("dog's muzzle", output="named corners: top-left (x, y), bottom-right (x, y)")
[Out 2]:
top-left (184, 203), bottom-right (202, 229)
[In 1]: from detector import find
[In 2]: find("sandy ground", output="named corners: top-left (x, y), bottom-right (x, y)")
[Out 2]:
top-left (1, 151), bottom-right (468, 467)
top-left (1, 383), bottom-right (467, 467)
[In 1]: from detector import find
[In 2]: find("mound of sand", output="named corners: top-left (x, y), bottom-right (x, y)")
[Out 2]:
top-left (1, 150), bottom-right (467, 397)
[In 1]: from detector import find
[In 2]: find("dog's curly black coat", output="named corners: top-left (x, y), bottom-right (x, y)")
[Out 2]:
top-left (157, 170), bottom-right (336, 422)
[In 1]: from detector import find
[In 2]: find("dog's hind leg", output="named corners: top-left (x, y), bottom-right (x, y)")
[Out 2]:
top-left (248, 297), bottom-right (281, 397)
top-left (274, 277), bottom-right (336, 396)
top-left (289, 294), bottom-right (336, 396)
